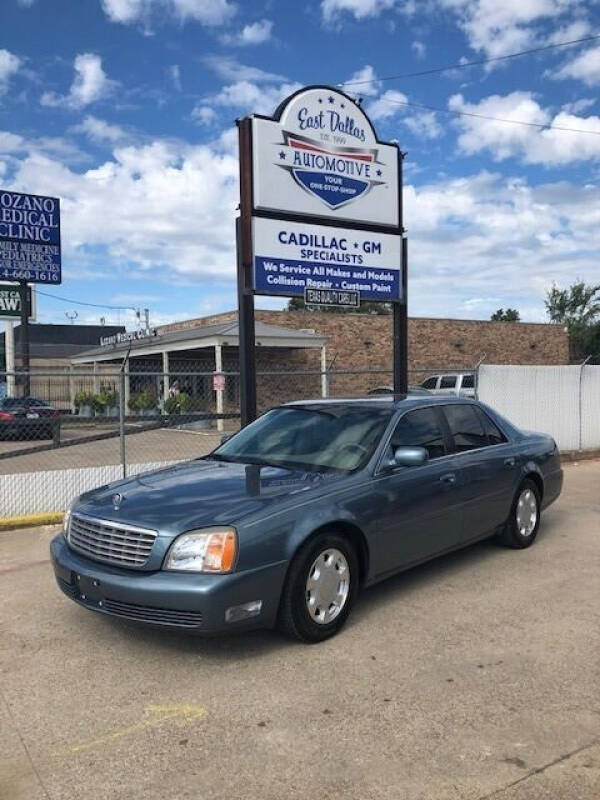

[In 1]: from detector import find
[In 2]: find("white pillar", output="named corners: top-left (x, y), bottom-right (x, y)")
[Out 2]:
top-left (4, 321), bottom-right (15, 397)
top-left (320, 345), bottom-right (328, 398)
top-left (92, 361), bottom-right (99, 393)
top-left (162, 351), bottom-right (169, 410)
top-left (215, 343), bottom-right (224, 432)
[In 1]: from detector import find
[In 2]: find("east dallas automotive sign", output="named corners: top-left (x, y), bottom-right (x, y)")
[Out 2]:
top-left (252, 87), bottom-right (399, 228)
top-left (246, 86), bottom-right (402, 303)
top-left (0, 190), bottom-right (61, 284)
top-left (0, 283), bottom-right (35, 320)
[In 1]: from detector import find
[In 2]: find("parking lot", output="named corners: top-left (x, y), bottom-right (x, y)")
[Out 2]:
top-left (1, 460), bottom-right (598, 800)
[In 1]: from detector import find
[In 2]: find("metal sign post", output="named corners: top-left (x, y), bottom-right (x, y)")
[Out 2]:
top-left (236, 85), bottom-right (407, 426)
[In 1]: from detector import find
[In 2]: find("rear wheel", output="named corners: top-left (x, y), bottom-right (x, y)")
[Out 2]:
top-left (498, 479), bottom-right (541, 549)
top-left (278, 532), bottom-right (359, 643)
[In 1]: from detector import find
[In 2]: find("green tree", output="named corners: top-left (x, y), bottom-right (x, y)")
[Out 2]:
top-left (490, 308), bottom-right (520, 322)
top-left (287, 297), bottom-right (391, 315)
top-left (545, 281), bottom-right (600, 360)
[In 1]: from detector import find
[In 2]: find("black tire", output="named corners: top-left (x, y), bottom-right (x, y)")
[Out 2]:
top-left (498, 479), bottom-right (541, 549)
top-left (278, 532), bottom-right (359, 643)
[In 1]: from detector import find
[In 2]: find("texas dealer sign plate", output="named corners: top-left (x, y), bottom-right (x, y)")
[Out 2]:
top-left (252, 87), bottom-right (400, 228)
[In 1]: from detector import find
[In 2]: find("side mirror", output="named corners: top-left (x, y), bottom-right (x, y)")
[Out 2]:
top-left (393, 446), bottom-right (429, 467)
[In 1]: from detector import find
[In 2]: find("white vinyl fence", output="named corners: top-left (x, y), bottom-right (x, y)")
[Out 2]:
top-left (478, 365), bottom-right (600, 453)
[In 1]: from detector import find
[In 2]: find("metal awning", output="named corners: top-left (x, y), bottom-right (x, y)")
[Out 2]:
top-left (71, 320), bottom-right (326, 364)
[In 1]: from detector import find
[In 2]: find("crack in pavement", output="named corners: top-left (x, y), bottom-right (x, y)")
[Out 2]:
top-left (477, 739), bottom-right (600, 800)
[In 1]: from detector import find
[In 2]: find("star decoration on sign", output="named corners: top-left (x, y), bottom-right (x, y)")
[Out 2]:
top-left (328, 96), bottom-right (334, 103)
top-left (353, 242), bottom-right (359, 248)
top-left (376, 169), bottom-right (382, 177)
top-left (318, 98), bottom-right (323, 104)
top-left (279, 151), bottom-right (286, 160)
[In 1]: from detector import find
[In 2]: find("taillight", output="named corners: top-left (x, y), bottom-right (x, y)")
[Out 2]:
top-left (0, 411), bottom-right (15, 420)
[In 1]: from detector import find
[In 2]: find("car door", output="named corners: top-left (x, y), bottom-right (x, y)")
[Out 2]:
top-left (368, 406), bottom-right (464, 577)
top-left (439, 403), bottom-right (519, 543)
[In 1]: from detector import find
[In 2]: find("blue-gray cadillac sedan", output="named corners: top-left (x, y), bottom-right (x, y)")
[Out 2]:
top-left (51, 396), bottom-right (563, 642)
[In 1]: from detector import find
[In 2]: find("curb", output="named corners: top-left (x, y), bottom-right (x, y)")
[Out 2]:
top-left (0, 512), bottom-right (64, 531)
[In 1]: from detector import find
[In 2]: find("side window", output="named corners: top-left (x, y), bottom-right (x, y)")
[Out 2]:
top-left (443, 404), bottom-right (488, 453)
top-left (389, 407), bottom-right (446, 460)
top-left (440, 375), bottom-right (457, 389)
top-left (421, 377), bottom-right (438, 389)
top-left (475, 407), bottom-right (507, 446)
top-left (461, 374), bottom-right (475, 389)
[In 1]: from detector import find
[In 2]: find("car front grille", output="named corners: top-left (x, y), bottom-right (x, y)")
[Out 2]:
top-left (68, 514), bottom-right (157, 568)
top-left (103, 598), bottom-right (203, 627)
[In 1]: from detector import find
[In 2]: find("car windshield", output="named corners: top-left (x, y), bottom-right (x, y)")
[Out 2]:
top-left (211, 405), bottom-right (393, 473)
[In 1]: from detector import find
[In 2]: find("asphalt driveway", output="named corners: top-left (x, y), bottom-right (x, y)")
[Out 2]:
top-left (0, 460), bottom-right (598, 800)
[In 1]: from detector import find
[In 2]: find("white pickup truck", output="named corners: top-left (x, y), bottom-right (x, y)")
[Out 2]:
top-left (419, 372), bottom-right (476, 397)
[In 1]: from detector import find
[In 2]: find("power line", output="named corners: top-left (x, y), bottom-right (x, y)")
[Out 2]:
top-left (341, 33), bottom-right (600, 88)
top-left (33, 288), bottom-right (137, 311)
top-left (377, 96), bottom-right (600, 135)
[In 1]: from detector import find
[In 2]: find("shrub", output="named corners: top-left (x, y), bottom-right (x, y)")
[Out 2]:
top-left (74, 390), bottom-right (95, 408)
top-left (129, 387), bottom-right (156, 412)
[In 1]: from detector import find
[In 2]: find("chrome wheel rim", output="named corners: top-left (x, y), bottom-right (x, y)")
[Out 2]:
top-left (516, 488), bottom-right (538, 536)
top-left (305, 548), bottom-right (350, 625)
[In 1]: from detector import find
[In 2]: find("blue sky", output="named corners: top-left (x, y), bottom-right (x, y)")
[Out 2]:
top-left (1, 0), bottom-right (599, 328)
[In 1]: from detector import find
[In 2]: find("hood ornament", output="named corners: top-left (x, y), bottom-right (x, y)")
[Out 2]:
top-left (112, 493), bottom-right (124, 510)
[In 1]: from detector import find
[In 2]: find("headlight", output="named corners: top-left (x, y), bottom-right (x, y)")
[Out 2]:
top-left (63, 502), bottom-right (75, 540)
top-left (164, 527), bottom-right (237, 573)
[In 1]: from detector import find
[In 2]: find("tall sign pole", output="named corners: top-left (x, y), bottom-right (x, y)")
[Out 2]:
top-left (0, 190), bottom-right (61, 396)
top-left (236, 85), bottom-right (406, 425)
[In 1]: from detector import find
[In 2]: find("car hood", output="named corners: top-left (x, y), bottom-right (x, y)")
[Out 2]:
top-left (75, 458), bottom-right (339, 534)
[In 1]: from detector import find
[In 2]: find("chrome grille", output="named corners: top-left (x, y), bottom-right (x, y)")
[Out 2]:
top-left (68, 514), bottom-right (157, 567)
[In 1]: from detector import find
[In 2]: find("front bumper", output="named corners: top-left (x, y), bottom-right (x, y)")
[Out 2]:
top-left (50, 535), bottom-right (288, 635)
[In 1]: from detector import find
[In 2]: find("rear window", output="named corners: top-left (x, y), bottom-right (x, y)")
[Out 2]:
top-left (443, 404), bottom-right (488, 453)
top-left (440, 375), bottom-right (457, 389)
top-left (421, 377), bottom-right (438, 389)
top-left (461, 374), bottom-right (475, 389)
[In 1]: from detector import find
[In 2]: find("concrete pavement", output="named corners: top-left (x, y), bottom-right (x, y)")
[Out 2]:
top-left (0, 461), bottom-right (598, 800)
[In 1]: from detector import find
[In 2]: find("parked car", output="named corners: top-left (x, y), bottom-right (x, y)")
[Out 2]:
top-left (420, 372), bottom-right (476, 397)
top-left (368, 386), bottom-right (432, 395)
top-left (0, 397), bottom-right (60, 440)
top-left (51, 396), bottom-right (562, 643)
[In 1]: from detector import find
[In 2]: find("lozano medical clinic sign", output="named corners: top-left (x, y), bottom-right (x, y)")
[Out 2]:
top-left (0, 190), bottom-right (61, 284)
top-left (247, 86), bottom-right (403, 303)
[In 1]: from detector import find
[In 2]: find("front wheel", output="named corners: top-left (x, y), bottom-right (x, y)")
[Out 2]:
top-left (498, 479), bottom-right (541, 549)
top-left (278, 532), bottom-right (359, 643)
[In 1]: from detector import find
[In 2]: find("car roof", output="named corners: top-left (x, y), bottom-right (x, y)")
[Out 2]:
top-left (285, 395), bottom-right (481, 411)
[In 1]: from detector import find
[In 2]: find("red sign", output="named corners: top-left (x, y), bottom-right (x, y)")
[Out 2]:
top-left (213, 373), bottom-right (225, 392)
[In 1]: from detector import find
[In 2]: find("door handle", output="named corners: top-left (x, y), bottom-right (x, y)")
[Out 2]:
top-left (504, 457), bottom-right (516, 468)
top-left (440, 473), bottom-right (456, 485)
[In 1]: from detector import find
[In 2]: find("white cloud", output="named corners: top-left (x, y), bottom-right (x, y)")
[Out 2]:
top-left (367, 89), bottom-right (408, 120)
top-left (345, 64), bottom-right (380, 97)
top-left (202, 54), bottom-right (286, 83)
top-left (5, 138), bottom-right (239, 279)
top-left (0, 50), bottom-right (21, 95)
top-left (403, 109), bottom-right (443, 139)
top-left (72, 115), bottom-right (129, 143)
top-left (553, 45), bottom-right (600, 87)
top-left (404, 171), bottom-right (600, 319)
top-left (101, 0), bottom-right (236, 25)
top-left (169, 64), bottom-right (181, 91)
top-left (17, 0), bottom-right (36, 6)
top-left (198, 80), bottom-right (303, 117)
top-left (449, 91), bottom-right (600, 165)
top-left (321, 0), bottom-right (396, 22)
top-left (191, 105), bottom-right (218, 125)
top-left (411, 40), bottom-right (426, 59)
top-left (41, 53), bottom-right (116, 109)
top-left (221, 18), bottom-right (273, 46)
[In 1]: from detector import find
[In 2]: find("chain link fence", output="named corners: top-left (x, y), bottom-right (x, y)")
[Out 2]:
top-left (0, 364), bottom-right (473, 517)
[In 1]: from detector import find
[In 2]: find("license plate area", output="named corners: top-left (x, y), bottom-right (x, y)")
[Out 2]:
top-left (74, 573), bottom-right (104, 605)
